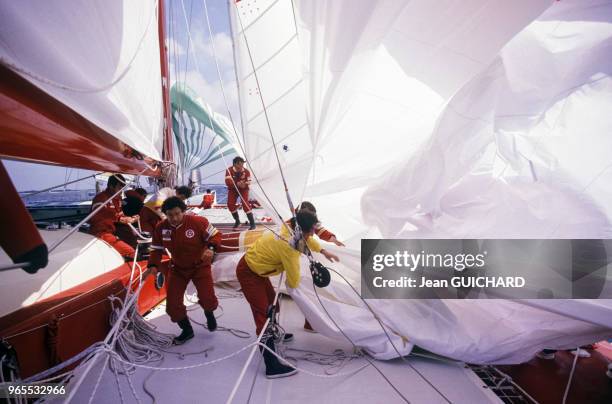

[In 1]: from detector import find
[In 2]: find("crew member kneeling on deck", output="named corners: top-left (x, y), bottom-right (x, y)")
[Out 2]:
top-left (147, 197), bottom-right (222, 345)
top-left (89, 174), bottom-right (136, 260)
top-left (235, 210), bottom-right (319, 379)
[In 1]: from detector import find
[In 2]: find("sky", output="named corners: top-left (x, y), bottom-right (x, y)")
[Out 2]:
top-left (4, 0), bottom-right (238, 192)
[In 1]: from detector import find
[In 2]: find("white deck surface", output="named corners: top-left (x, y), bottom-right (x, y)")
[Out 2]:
top-left (61, 284), bottom-right (501, 404)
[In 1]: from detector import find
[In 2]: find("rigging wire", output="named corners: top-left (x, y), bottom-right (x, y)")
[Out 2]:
top-left (200, 0), bottom-right (290, 226)
top-left (314, 266), bottom-right (453, 403)
top-left (231, 2), bottom-right (297, 216)
top-left (223, 2), bottom-right (454, 402)
top-left (0, 174), bottom-right (142, 272)
top-left (178, 0), bottom-right (198, 184)
top-left (204, 2), bottom-right (413, 402)
top-left (562, 348), bottom-right (580, 404)
top-left (21, 172), bottom-right (103, 199)
top-left (171, 0), bottom-right (286, 229)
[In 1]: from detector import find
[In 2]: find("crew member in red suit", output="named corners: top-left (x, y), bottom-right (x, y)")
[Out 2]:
top-left (114, 189), bottom-right (144, 248)
top-left (147, 196), bottom-right (222, 345)
top-left (296, 201), bottom-right (345, 247)
top-left (225, 156), bottom-right (256, 230)
top-left (199, 189), bottom-right (215, 209)
top-left (132, 188), bottom-right (163, 235)
top-left (89, 174), bottom-right (137, 260)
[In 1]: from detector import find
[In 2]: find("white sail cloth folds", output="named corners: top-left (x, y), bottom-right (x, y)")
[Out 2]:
top-left (228, 0), bottom-right (612, 363)
top-left (0, 0), bottom-right (164, 160)
top-left (231, 0), bottom-right (552, 233)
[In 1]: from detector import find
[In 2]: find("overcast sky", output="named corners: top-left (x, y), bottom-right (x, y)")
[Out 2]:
top-left (4, 0), bottom-right (238, 192)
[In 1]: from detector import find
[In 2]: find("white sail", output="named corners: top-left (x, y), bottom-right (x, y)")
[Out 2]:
top-left (0, 0), bottom-right (165, 161)
top-left (231, 0), bottom-right (553, 234)
top-left (362, 0), bottom-right (612, 241)
top-left (229, 0), bottom-right (612, 363)
top-left (230, 0), bottom-right (314, 216)
top-left (171, 85), bottom-right (238, 183)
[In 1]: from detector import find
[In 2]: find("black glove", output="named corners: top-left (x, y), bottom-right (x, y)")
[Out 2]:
top-left (15, 244), bottom-right (48, 274)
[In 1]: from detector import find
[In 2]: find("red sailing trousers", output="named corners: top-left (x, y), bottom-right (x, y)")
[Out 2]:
top-left (227, 189), bottom-right (251, 214)
top-left (236, 255), bottom-right (276, 335)
top-left (99, 233), bottom-right (135, 259)
top-left (166, 264), bottom-right (218, 322)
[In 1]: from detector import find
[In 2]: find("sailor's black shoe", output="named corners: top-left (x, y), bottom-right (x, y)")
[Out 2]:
top-left (204, 310), bottom-right (217, 331)
top-left (274, 333), bottom-right (293, 343)
top-left (231, 212), bottom-right (241, 228)
top-left (265, 360), bottom-right (298, 379)
top-left (261, 336), bottom-right (297, 379)
top-left (246, 212), bottom-right (256, 230)
top-left (173, 317), bottom-right (194, 345)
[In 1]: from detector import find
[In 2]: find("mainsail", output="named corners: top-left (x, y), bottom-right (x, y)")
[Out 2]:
top-left (0, 0), bottom-right (170, 174)
top-left (229, 0), bottom-right (612, 363)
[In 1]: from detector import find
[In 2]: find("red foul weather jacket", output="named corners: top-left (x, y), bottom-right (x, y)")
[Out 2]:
top-left (149, 214), bottom-right (221, 270)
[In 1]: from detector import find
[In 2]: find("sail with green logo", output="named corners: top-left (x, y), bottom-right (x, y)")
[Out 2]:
top-left (171, 84), bottom-right (236, 184)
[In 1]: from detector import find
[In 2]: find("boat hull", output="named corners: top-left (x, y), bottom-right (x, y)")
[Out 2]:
top-left (0, 260), bottom-right (167, 378)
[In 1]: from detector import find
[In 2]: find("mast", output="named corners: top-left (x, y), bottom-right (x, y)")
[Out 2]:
top-left (158, 0), bottom-right (174, 180)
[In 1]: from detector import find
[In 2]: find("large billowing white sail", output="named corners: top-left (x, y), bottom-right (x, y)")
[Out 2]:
top-left (362, 0), bottom-right (612, 241)
top-left (231, 0), bottom-right (553, 237)
top-left (0, 0), bottom-right (165, 161)
top-left (229, 0), bottom-right (612, 363)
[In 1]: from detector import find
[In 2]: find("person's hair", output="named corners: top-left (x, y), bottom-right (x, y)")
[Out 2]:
top-left (206, 189), bottom-right (211, 193)
top-left (162, 196), bottom-right (187, 213)
top-left (108, 174), bottom-right (125, 188)
top-left (134, 187), bottom-right (148, 197)
top-left (293, 210), bottom-right (318, 233)
top-left (233, 156), bottom-right (245, 165)
top-left (297, 201), bottom-right (316, 214)
top-left (175, 185), bottom-right (192, 199)
top-left (122, 196), bottom-right (144, 217)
